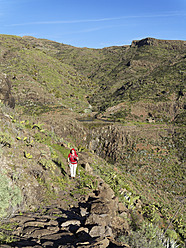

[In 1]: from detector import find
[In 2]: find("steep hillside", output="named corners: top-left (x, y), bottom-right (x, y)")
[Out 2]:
top-left (0, 101), bottom-right (185, 247)
top-left (0, 35), bottom-right (185, 247)
top-left (1, 35), bottom-right (185, 118)
top-left (19, 36), bottom-right (186, 123)
top-left (0, 35), bottom-right (91, 114)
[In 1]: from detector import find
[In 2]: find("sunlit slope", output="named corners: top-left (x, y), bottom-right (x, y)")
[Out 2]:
top-left (0, 35), bottom-right (90, 113)
top-left (21, 36), bottom-right (186, 112)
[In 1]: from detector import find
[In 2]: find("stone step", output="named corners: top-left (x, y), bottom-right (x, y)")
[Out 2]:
top-left (0, 176), bottom-right (130, 248)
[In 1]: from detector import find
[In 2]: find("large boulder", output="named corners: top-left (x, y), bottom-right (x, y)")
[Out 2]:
top-left (83, 178), bottom-right (130, 240)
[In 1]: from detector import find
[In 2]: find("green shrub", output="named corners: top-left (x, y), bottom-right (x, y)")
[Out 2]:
top-left (24, 151), bottom-right (33, 159)
top-left (0, 231), bottom-right (15, 244)
top-left (51, 144), bottom-right (69, 158)
top-left (78, 168), bottom-right (97, 190)
top-left (77, 145), bottom-right (87, 152)
top-left (38, 158), bottom-right (56, 171)
top-left (34, 132), bottom-right (51, 143)
top-left (32, 122), bottom-right (44, 130)
top-left (118, 222), bottom-right (180, 248)
top-left (0, 132), bottom-right (14, 147)
top-left (0, 173), bottom-right (22, 218)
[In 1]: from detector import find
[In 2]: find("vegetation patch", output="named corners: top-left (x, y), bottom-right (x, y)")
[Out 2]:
top-left (0, 173), bottom-right (22, 218)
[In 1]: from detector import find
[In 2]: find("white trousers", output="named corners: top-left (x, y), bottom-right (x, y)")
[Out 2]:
top-left (69, 163), bottom-right (77, 177)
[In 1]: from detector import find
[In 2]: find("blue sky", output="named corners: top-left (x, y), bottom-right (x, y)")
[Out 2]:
top-left (0, 0), bottom-right (186, 48)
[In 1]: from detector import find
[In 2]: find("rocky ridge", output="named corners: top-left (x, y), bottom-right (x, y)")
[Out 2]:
top-left (131, 37), bottom-right (186, 50)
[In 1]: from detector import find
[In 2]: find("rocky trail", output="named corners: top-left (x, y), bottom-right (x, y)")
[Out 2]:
top-left (0, 176), bottom-right (130, 248)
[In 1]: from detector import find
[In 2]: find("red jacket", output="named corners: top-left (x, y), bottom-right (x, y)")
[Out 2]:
top-left (68, 149), bottom-right (78, 164)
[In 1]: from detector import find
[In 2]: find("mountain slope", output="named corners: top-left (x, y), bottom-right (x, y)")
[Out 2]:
top-left (0, 34), bottom-right (185, 247)
top-left (22, 37), bottom-right (185, 102)
top-left (0, 35), bottom-right (91, 113)
top-left (19, 36), bottom-right (186, 123)
top-left (1, 35), bottom-right (185, 117)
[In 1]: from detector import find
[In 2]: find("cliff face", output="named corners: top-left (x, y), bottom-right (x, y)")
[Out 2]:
top-left (131, 37), bottom-right (186, 50)
top-left (87, 122), bottom-right (177, 163)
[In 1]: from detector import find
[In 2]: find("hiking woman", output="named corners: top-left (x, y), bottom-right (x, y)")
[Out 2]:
top-left (68, 148), bottom-right (78, 178)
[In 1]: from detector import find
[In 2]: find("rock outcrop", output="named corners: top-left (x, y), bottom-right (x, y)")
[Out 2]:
top-left (0, 74), bottom-right (15, 108)
top-left (87, 122), bottom-right (176, 164)
top-left (131, 37), bottom-right (186, 50)
top-left (0, 176), bottom-right (130, 248)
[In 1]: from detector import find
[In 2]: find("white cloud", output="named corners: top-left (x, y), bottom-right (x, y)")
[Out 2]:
top-left (62, 23), bottom-right (129, 35)
top-left (6, 11), bottom-right (186, 27)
